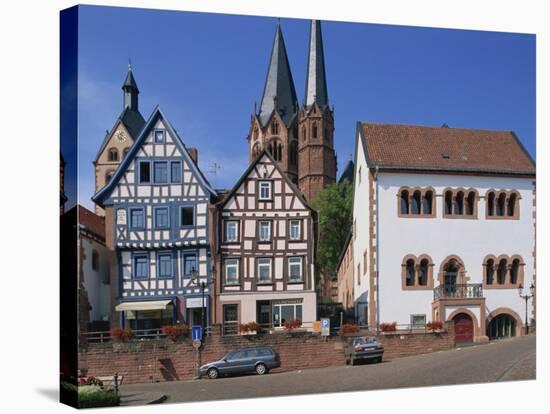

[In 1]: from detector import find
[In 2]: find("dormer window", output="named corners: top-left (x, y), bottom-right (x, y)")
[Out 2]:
top-left (258, 181), bottom-right (272, 200)
top-left (154, 129), bottom-right (165, 144)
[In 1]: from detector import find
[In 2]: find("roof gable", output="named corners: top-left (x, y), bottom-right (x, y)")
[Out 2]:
top-left (358, 122), bottom-right (535, 176)
top-left (92, 106), bottom-right (215, 206)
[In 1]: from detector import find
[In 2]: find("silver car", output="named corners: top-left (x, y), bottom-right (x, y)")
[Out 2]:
top-left (200, 346), bottom-right (280, 379)
top-left (345, 336), bottom-right (384, 365)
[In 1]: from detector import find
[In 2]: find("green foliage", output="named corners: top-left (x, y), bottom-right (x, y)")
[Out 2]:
top-left (77, 386), bottom-right (120, 409)
top-left (311, 180), bottom-right (353, 281)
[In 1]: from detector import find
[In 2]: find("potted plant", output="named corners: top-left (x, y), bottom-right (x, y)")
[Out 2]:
top-left (238, 322), bottom-right (261, 335)
top-left (161, 324), bottom-right (189, 341)
top-left (379, 322), bottom-right (397, 333)
top-left (110, 327), bottom-right (133, 342)
top-left (339, 323), bottom-right (360, 336)
top-left (426, 321), bottom-right (444, 332)
top-left (283, 318), bottom-right (302, 332)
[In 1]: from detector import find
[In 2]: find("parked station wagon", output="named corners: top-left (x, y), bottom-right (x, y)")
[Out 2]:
top-left (200, 346), bottom-right (280, 379)
top-left (345, 336), bottom-right (384, 365)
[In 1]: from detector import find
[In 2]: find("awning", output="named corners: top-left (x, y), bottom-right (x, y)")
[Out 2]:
top-left (115, 300), bottom-right (172, 312)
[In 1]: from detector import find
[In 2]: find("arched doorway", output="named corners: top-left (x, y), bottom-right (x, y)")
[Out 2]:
top-left (487, 314), bottom-right (517, 339)
top-left (453, 312), bottom-right (474, 343)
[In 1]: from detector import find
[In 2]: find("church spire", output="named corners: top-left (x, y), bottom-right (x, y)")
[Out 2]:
top-left (258, 20), bottom-right (298, 128)
top-left (122, 61), bottom-right (139, 111)
top-left (304, 20), bottom-right (328, 109)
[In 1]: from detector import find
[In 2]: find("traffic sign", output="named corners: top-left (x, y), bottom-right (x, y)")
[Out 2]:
top-left (192, 339), bottom-right (202, 349)
top-left (192, 325), bottom-right (203, 341)
top-left (321, 318), bottom-right (330, 336)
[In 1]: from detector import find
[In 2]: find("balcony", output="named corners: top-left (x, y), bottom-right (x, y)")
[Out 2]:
top-left (433, 283), bottom-right (483, 301)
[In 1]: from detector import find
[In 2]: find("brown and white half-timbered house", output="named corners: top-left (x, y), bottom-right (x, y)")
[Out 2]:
top-left (214, 151), bottom-right (318, 333)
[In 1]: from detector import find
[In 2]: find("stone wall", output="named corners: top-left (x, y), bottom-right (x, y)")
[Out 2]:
top-left (78, 324), bottom-right (455, 385)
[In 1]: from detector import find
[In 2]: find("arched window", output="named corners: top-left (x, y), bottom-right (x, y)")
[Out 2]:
top-left (444, 191), bottom-right (453, 215)
top-left (497, 259), bottom-right (507, 284)
top-left (290, 141), bottom-right (298, 166)
top-left (496, 192), bottom-right (506, 216)
top-left (507, 193), bottom-right (517, 217)
top-left (123, 147), bottom-right (130, 157)
top-left (400, 190), bottom-right (410, 215)
top-left (486, 259), bottom-right (494, 285)
top-left (302, 126), bottom-right (307, 141)
top-left (312, 122), bottom-right (318, 138)
top-left (108, 148), bottom-right (119, 162)
top-left (487, 192), bottom-right (495, 216)
top-left (267, 143), bottom-right (273, 157)
top-left (466, 191), bottom-right (476, 215)
top-left (510, 259), bottom-right (520, 284)
top-left (455, 191), bottom-right (464, 215)
top-left (105, 170), bottom-right (115, 183)
top-left (406, 259), bottom-right (415, 286)
top-left (411, 191), bottom-right (421, 214)
top-left (271, 121), bottom-right (279, 135)
top-left (444, 259), bottom-right (459, 289)
top-left (418, 259), bottom-right (429, 286)
top-left (422, 191), bottom-right (433, 215)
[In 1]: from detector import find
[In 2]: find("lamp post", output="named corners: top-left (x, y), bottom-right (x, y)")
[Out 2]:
top-left (518, 282), bottom-right (535, 335)
top-left (188, 267), bottom-right (214, 336)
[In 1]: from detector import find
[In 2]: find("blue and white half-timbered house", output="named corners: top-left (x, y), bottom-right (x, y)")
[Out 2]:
top-left (93, 107), bottom-right (217, 330)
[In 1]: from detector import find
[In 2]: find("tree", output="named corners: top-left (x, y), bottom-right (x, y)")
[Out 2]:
top-left (311, 180), bottom-right (353, 282)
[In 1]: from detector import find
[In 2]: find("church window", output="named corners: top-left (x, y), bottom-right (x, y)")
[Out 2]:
top-left (253, 127), bottom-right (259, 141)
top-left (180, 206), bottom-right (194, 227)
top-left (271, 121), bottom-right (279, 135)
top-left (312, 123), bottom-right (318, 138)
top-left (105, 170), bottom-right (115, 183)
top-left (138, 161), bottom-right (151, 184)
top-left (123, 147), bottom-right (130, 157)
top-left (290, 141), bottom-right (298, 166)
top-left (108, 148), bottom-right (119, 162)
top-left (302, 126), bottom-right (307, 141)
top-left (153, 161), bottom-right (168, 184)
top-left (400, 190), bottom-right (409, 214)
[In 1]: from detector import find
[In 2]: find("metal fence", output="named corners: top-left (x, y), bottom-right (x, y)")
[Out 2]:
top-left (434, 283), bottom-right (483, 301)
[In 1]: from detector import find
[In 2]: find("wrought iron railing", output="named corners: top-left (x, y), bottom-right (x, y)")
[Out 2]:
top-left (84, 326), bottom-right (213, 343)
top-left (433, 283), bottom-right (483, 301)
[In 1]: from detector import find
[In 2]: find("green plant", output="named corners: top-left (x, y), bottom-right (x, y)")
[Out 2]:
top-left (77, 386), bottom-right (120, 408)
top-left (161, 324), bottom-right (189, 340)
top-left (110, 327), bottom-right (133, 341)
top-left (379, 322), bottom-right (397, 332)
top-left (283, 318), bottom-right (302, 332)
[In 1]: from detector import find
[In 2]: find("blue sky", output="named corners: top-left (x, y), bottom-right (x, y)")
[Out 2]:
top-left (70, 5), bottom-right (535, 211)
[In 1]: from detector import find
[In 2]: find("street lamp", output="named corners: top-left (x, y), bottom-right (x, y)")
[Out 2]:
top-left (188, 267), bottom-right (214, 335)
top-left (518, 282), bottom-right (535, 335)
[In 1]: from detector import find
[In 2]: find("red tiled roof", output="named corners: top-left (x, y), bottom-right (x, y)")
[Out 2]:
top-left (359, 122), bottom-right (535, 175)
top-left (78, 205), bottom-right (105, 239)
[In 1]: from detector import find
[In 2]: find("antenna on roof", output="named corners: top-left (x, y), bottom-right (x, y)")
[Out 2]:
top-left (207, 162), bottom-right (221, 188)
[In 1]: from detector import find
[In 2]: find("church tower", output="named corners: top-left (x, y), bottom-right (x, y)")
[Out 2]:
top-left (93, 64), bottom-right (145, 215)
top-left (247, 21), bottom-right (300, 183)
top-left (297, 20), bottom-right (337, 201)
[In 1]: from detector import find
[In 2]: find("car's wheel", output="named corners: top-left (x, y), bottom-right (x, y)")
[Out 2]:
top-left (255, 363), bottom-right (267, 375)
top-left (207, 367), bottom-right (219, 379)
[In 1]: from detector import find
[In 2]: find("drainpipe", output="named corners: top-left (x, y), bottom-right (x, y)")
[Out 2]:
top-left (374, 166), bottom-right (380, 329)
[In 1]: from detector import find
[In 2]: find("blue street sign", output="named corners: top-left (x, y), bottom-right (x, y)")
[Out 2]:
top-left (192, 325), bottom-right (203, 341)
top-left (321, 318), bottom-right (330, 336)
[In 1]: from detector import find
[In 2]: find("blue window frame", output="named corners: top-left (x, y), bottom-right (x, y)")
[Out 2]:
top-left (171, 161), bottom-right (182, 183)
top-left (183, 253), bottom-right (197, 277)
top-left (130, 208), bottom-right (145, 229)
top-left (154, 207), bottom-right (169, 229)
top-left (138, 160), bottom-right (151, 184)
top-left (157, 253), bottom-right (173, 279)
top-left (154, 161), bottom-right (168, 184)
top-left (154, 129), bottom-right (165, 144)
top-left (133, 254), bottom-right (149, 279)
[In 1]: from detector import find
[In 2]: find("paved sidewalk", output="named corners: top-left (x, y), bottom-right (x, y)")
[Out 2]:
top-left (119, 391), bottom-right (166, 406)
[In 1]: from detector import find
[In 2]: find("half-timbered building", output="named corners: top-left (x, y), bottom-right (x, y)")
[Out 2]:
top-left (92, 107), bottom-right (217, 330)
top-left (215, 151), bottom-right (318, 333)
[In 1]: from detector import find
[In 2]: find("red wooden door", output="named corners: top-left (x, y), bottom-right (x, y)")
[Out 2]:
top-left (453, 313), bottom-right (474, 342)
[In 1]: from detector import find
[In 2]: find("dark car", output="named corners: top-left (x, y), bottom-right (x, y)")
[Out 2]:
top-left (345, 336), bottom-right (384, 365)
top-left (200, 346), bottom-right (280, 379)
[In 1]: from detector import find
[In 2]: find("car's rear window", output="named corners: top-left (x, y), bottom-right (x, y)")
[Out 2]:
top-left (354, 337), bottom-right (376, 345)
top-left (256, 348), bottom-right (273, 356)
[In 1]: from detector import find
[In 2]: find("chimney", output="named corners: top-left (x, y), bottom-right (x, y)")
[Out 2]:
top-left (188, 148), bottom-right (198, 164)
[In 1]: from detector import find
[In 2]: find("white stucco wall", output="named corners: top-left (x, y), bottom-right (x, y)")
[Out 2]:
top-left (82, 238), bottom-right (111, 322)
top-left (375, 172), bottom-right (535, 327)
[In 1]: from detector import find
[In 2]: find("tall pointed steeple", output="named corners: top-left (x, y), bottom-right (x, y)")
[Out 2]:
top-left (304, 20), bottom-right (328, 109)
top-left (258, 20), bottom-right (298, 127)
top-left (122, 61), bottom-right (139, 111)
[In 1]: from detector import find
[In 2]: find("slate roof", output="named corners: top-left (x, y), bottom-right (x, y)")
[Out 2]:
top-left (258, 22), bottom-right (298, 128)
top-left (339, 160), bottom-right (355, 184)
top-left (123, 68), bottom-right (139, 92)
top-left (358, 122), bottom-right (535, 176)
top-left (304, 20), bottom-right (329, 109)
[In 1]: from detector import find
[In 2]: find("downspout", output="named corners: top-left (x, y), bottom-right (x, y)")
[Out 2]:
top-left (374, 166), bottom-right (380, 329)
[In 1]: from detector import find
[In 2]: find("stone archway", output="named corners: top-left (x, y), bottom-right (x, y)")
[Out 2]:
top-left (438, 255), bottom-right (468, 286)
top-left (486, 308), bottom-right (524, 339)
top-left (448, 308), bottom-right (480, 342)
